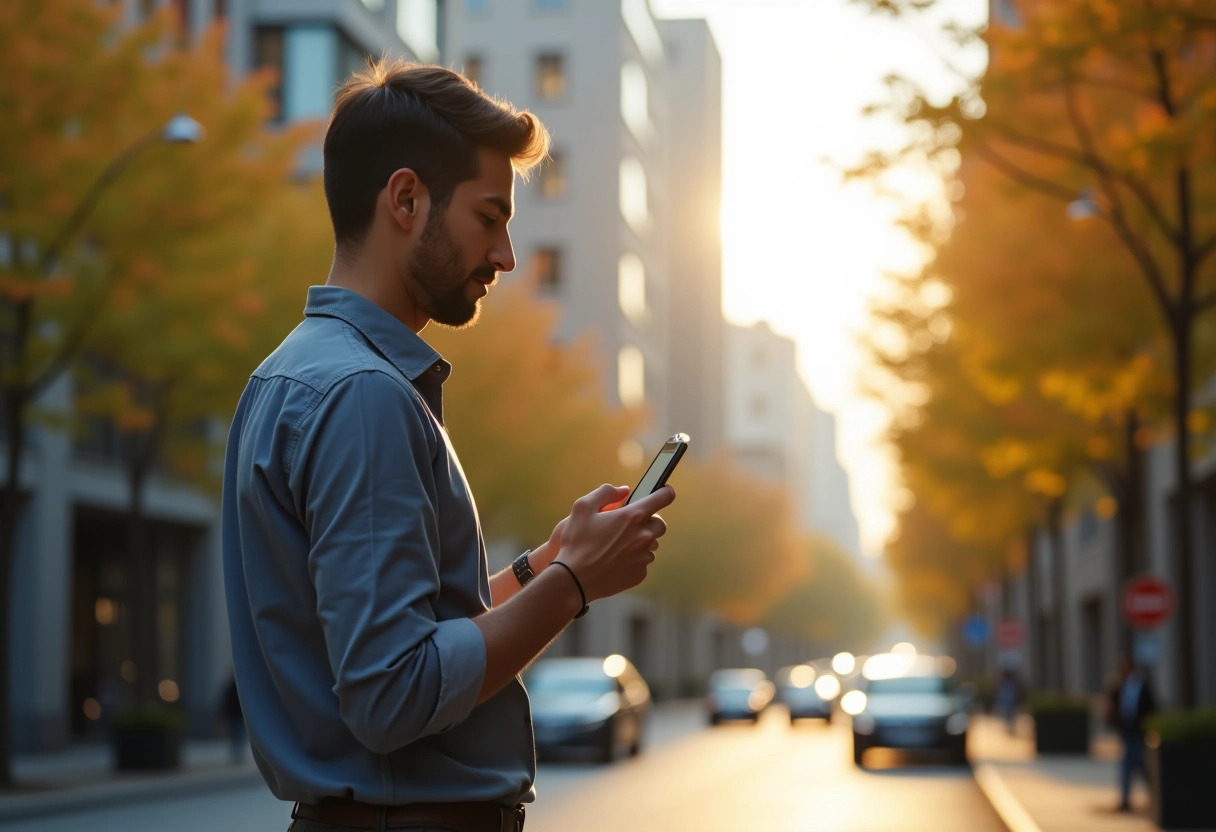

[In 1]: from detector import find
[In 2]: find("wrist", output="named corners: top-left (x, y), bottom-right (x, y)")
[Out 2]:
top-left (511, 550), bottom-right (536, 587)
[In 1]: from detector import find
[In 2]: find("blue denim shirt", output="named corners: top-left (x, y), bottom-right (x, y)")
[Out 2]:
top-left (222, 285), bottom-right (535, 806)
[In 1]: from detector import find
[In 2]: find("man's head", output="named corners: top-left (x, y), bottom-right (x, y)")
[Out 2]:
top-left (323, 59), bottom-right (549, 327)
top-left (324, 58), bottom-right (548, 250)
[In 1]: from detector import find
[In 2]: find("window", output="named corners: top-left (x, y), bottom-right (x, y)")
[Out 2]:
top-left (468, 0), bottom-right (488, 12)
top-left (462, 56), bottom-right (483, 86)
top-left (539, 151), bottom-right (567, 198)
top-left (253, 26), bottom-right (285, 121)
top-left (619, 157), bottom-right (648, 231)
top-left (620, 62), bottom-right (650, 140)
top-left (618, 345), bottom-right (645, 406)
top-left (618, 252), bottom-right (646, 320)
top-left (535, 54), bottom-right (566, 100)
top-left (532, 247), bottom-right (563, 292)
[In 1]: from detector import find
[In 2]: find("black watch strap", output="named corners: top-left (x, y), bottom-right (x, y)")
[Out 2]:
top-left (511, 550), bottom-right (536, 587)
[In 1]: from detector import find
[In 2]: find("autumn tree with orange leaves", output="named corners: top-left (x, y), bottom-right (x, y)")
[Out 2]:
top-left (855, 0), bottom-right (1216, 702)
top-left (0, 0), bottom-right (317, 782)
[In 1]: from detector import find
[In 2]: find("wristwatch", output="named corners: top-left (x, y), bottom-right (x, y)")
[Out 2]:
top-left (511, 550), bottom-right (536, 587)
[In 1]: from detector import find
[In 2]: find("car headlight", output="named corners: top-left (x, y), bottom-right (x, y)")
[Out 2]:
top-left (853, 714), bottom-right (875, 735)
top-left (946, 712), bottom-right (969, 735)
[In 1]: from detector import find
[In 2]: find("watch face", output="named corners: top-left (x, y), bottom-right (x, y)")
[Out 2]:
top-left (513, 551), bottom-right (534, 586)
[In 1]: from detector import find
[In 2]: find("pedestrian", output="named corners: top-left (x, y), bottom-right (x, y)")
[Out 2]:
top-left (994, 668), bottom-right (1022, 736)
top-left (222, 57), bottom-right (675, 832)
top-left (1105, 655), bottom-right (1157, 812)
top-left (220, 673), bottom-right (246, 763)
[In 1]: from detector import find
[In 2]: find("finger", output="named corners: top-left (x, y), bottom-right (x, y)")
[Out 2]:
top-left (576, 484), bottom-right (630, 514)
top-left (629, 484), bottom-right (675, 515)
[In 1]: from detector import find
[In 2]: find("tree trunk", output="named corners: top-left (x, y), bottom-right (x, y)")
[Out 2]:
top-left (1111, 410), bottom-right (1146, 661)
top-left (1025, 526), bottom-right (1041, 690)
top-left (1047, 499), bottom-right (1067, 692)
top-left (1171, 318), bottom-right (1196, 707)
top-left (0, 394), bottom-right (23, 788)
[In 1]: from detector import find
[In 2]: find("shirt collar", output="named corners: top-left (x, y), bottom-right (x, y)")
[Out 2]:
top-left (303, 286), bottom-right (452, 420)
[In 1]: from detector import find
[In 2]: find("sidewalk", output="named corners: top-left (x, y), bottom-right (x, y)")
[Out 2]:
top-left (969, 714), bottom-right (1211, 832)
top-left (0, 738), bottom-right (262, 823)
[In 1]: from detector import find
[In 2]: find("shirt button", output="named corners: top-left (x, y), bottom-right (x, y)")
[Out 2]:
top-left (432, 363), bottom-right (443, 373)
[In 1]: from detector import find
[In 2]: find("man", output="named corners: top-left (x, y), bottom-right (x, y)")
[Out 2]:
top-left (1105, 655), bottom-right (1157, 812)
top-left (222, 58), bottom-right (675, 832)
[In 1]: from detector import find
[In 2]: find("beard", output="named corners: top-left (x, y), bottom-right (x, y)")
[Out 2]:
top-left (410, 209), bottom-right (494, 328)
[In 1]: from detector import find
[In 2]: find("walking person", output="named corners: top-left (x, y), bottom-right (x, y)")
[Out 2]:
top-left (994, 668), bottom-right (1022, 736)
top-left (1105, 655), bottom-right (1157, 812)
top-left (222, 58), bottom-right (675, 832)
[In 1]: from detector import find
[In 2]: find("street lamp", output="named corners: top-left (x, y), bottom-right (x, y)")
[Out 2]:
top-left (38, 113), bottom-right (204, 272)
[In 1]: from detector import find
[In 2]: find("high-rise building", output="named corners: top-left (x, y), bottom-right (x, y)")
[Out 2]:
top-left (444, 0), bottom-right (677, 451)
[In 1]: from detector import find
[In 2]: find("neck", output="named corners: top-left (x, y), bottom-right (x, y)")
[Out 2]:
top-left (326, 243), bottom-right (428, 332)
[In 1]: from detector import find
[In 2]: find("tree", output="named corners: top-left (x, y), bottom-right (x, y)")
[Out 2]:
top-left (0, 0), bottom-right (312, 781)
top-left (854, 0), bottom-right (1216, 704)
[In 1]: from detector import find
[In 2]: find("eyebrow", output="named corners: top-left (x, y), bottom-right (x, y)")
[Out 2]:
top-left (482, 196), bottom-right (513, 220)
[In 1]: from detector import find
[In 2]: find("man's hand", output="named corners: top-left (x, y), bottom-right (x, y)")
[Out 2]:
top-left (552, 483), bottom-right (674, 603)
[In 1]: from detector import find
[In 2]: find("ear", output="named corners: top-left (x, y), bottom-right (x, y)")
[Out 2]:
top-left (385, 168), bottom-right (429, 233)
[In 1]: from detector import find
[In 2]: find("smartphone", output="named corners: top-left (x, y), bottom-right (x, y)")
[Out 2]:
top-left (625, 433), bottom-right (690, 505)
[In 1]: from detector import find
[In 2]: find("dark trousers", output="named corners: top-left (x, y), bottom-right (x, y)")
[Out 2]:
top-left (289, 822), bottom-right (449, 832)
top-left (1119, 731), bottom-right (1147, 807)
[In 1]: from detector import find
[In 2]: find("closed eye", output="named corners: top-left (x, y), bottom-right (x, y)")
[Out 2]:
top-left (481, 214), bottom-right (499, 227)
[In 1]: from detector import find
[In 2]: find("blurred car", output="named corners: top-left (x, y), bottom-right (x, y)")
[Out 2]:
top-left (706, 668), bottom-right (775, 725)
top-left (776, 663), bottom-right (840, 724)
top-left (844, 654), bottom-right (969, 767)
top-left (524, 655), bottom-right (651, 763)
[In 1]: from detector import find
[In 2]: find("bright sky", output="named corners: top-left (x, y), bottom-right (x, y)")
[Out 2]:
top-left (651, 0), bottom-right (987, 557)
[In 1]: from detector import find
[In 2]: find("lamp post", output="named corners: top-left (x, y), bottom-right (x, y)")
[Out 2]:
top-left (0, 112), bottom-right (202, 786)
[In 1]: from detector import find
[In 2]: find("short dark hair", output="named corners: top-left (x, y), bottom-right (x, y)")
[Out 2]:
top-left (323, 57), bottom-right (550, 248)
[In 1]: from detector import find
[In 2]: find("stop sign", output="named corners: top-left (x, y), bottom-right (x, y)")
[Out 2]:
top-left (996, 618), bottom-right (1025, 649)
top-left (1121, 574), bottom-right (1175, 630)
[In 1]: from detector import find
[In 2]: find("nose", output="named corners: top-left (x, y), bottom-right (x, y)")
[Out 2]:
top-left (490, 229), bottom-right (516, 274)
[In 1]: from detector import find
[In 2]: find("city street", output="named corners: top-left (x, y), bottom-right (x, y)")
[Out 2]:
top-left (2, 703), bottom-right (1005, 832)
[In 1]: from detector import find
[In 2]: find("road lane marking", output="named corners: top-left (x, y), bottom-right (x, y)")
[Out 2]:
top-left (973, 762), bottom-right (1044, 832)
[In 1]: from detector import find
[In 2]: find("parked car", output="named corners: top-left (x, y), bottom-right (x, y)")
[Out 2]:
top-left (776, 663), bottom-right (840, 724)
top-left (844, 654), bottom-right (969, 767)
top-left (706, 668), bottom-right (775, 725)
top-left (524, 655), bottom-right (651, 763)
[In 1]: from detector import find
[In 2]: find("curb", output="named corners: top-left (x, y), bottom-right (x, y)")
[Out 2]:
top-left (0, 764), bottom-right (264, 823)
top-left (973, 761), bottom-right (1043, 832)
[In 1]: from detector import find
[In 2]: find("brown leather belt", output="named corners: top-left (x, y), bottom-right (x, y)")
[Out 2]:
top-left (292, 798), bottom-right (525, 832)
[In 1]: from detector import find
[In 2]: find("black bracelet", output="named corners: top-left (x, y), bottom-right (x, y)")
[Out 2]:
top-left (549, 560), bottom-right (589, 619)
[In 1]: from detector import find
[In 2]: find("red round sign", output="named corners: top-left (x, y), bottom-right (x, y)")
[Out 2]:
top-left (1121, 575), bottom-right (1175, 630)
top-left (996, 619), bottom-right (1025, 649)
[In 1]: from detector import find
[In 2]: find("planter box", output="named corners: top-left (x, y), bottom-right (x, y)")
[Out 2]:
top-left (1032, 710), bottom-right (1090, 754)
top-left (113, 723), bottom-right (182, 771)
top-left (1148, 740), bottom-right (1216, 829)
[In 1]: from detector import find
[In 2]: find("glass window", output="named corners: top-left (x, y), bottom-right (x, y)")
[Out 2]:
top-left (533, 247), bottom-right (563, 292)
top-left (535, 53), bottom-right (566, 100)
top-left (619, 157), bottom-right (648, 231)
top-left (253, 26), bottom-right (285, 122)
top-left (620, 62), bottom-right (650, 140)
top-left (539, 151), bottom-right (567, 198)
top-left (468, 0), bottom-right (489, 13)
top-left (618, 252), bottom-right (646, 320)
top-left (618, 345), bottom-right (645, 406)
top-left (462, 56), bottom-right (483, 86)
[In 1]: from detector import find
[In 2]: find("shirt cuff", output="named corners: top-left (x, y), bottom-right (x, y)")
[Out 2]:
top-left (426, 617), bottom-right (487, 733)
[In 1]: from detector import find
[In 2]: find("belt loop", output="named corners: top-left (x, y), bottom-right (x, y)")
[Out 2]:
top-left (290, 802), bottom-right (301, 820)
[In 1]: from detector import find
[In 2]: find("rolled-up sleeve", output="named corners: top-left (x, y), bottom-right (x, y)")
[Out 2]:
top-left (288, 369), bottom-right (486, 754)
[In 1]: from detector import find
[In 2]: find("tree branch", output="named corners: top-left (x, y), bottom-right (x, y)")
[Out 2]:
top-left (970, 144), bottom-right (1080, 203)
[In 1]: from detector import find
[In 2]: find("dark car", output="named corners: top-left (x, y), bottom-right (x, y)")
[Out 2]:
top-left (845, 654), bottom-right (969, 767)
top-left (706, 668), bottom-right (775, 725)
top-left (524, 655), bottom-right (651, 763)
top-left (776, 663), bottom-right (840, 724)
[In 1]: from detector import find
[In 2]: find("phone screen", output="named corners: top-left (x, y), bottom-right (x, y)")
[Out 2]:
top-left (625, 434), bottom-right (688, 505)
top-left (630, 448), bottom-right (679, 502)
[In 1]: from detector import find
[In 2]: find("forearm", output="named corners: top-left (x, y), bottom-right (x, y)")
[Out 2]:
top-left (473, 565), bottom-right (583, 704)
top-left (488, 540), bottom-right (556, 607)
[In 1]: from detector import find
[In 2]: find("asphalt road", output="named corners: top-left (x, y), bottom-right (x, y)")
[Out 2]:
top-left (1, 703), bottom-right (1006, 832)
